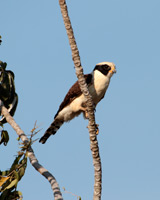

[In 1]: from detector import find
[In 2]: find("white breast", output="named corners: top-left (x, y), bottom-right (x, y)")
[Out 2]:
top-left (89, 70), bottom-right (110, 105)
top-left (56, 70), bottom-right (111, 122)
top-left (57, 94), bottom-right (85, 122)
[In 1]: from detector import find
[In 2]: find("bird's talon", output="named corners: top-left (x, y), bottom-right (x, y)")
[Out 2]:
top-left (95, 124), bottom-right (99, 135)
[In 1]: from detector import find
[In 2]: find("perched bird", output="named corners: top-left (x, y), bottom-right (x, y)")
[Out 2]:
top-left (39, 62), bottom-right (116, 144)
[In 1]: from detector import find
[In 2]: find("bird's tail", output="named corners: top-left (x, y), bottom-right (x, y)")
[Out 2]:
top-left (39, 119), bottom-right (64, 144)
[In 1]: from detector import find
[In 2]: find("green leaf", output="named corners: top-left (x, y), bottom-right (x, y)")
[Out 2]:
top-left (10, 155), bottom-right (23, 172)
top-left (0, 130), bottom-right (9, 146)
top-left (18, 168), bottom-right (25, 181)
top-left (0, 170), bottom-right (10, 176)
top-left (5, 177), bottom-right (18, 190)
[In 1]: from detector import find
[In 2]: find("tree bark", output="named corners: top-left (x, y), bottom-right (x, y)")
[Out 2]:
top-left (59, 1), bottom-right (102, 199)
top-left (0, 100), bottom-right (63, 200)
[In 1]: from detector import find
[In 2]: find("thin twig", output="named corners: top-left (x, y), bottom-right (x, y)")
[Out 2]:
top-left (0, 100), bottom-right (63, 200)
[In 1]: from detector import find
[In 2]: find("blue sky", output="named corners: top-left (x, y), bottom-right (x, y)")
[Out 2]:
top-left (0, 0), bottom-right (160, 199)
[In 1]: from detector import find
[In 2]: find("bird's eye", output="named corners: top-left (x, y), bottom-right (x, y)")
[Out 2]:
top-left (102, 65), bottom-right (111, 71)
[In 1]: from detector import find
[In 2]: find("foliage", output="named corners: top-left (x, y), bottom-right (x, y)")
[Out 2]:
top-left (0, 130), bottom-right (9, 146)
top-left (0, 150), bottom-right (27, 200)
top-left (0, 61), bottom-right (19, 146)
top-left (0, 125), bottom-right (39, 200)
top-left (0, 61), bottom-right (18, 125)
top-left (0, 39), bottom-right (40, 198)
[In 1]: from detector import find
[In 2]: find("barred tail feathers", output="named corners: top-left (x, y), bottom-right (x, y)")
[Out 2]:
top-left (39, 119), bottom-right (63, 144)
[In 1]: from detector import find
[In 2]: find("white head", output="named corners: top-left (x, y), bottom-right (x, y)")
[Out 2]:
top-left (94, 62), bottom-right (116, 78)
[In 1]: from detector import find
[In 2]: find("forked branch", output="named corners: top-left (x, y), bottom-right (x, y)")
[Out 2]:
top-left (0, 100), bottom-right (63, 200)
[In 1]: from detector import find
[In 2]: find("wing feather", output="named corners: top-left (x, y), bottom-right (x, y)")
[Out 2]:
top-left (54, 74), bottom-right (92, 118)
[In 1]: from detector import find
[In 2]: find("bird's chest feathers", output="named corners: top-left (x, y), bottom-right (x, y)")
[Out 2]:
top-left (89, 70), bottom-right (110, 103)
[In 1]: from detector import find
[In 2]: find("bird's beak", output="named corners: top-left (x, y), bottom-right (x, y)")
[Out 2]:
top-left (109, 66), bottom-right (116, 74)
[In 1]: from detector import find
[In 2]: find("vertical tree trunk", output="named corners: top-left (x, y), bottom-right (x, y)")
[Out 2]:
top-left (59, 1), bottom-right (102, 199)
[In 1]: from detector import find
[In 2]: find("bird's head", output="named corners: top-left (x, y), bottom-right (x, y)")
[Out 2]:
top-left (94, 62), bottom-right (116, 77)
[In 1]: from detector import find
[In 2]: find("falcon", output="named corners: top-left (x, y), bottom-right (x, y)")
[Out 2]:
top-left (39, 62), bottom-right (116, 144)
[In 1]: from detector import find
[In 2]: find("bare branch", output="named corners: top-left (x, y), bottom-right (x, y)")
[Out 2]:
top-left (59, 1), bottom-right (102, 199)
top-left (0, 100), bottom-right (63, 200)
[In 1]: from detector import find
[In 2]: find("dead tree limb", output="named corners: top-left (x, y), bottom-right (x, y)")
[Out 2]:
top-left (59, 1), bottom-right (102, 199)
top-left (0, 100), bottom-right (63, 200)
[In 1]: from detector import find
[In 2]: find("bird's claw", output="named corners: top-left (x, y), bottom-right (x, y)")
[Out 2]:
top-left (95, 124), bottom-right (99, 135)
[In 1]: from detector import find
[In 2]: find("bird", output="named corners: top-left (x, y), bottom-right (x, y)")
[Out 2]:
top-left (39, 62), bottom-right (116, 144)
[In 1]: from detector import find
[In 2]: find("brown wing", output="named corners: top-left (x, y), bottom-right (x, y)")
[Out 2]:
top-left (54, 74), bottom-right (93, 118)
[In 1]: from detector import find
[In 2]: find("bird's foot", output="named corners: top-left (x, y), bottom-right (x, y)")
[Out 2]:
top-left (80, 106), bottom-right (89, 119)
top-left (84, 111), bottom-right (89, 119)
top-left (95, 124), bottom-right (99, 135)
